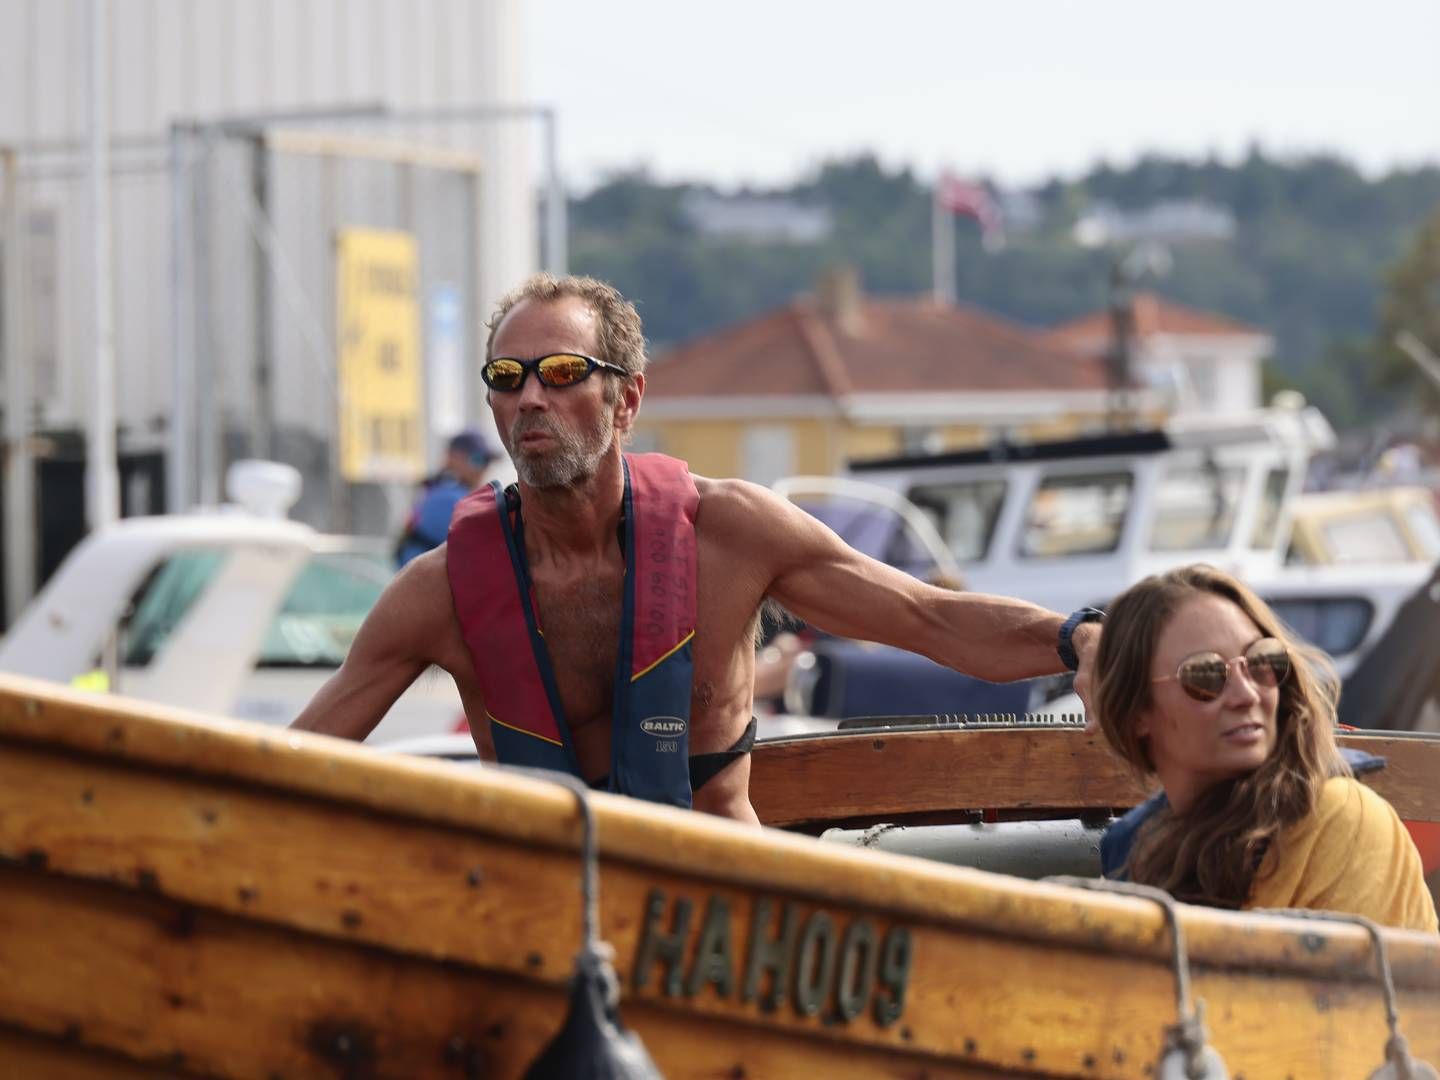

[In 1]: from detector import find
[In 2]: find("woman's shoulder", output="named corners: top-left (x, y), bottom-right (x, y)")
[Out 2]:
top-left (1289, 777), bottom-right (1402, 851)
top-left (1255, 777), bottom-right (1437, 933)
top-left (1310, 776), bottom-right (1396, 828)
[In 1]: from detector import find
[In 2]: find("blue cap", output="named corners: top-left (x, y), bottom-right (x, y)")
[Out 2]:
top-left (448, 427), bottom-right (495, 463)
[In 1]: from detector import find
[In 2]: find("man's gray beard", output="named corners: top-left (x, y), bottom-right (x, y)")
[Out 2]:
top-left (511, 408), bottom-right (617, 489)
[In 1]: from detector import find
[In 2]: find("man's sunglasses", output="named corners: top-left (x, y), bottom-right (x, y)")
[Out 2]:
top-left (481, 353), bottom-right (629, 392)
top-left (1151, 637), bottom-right (1291, 703)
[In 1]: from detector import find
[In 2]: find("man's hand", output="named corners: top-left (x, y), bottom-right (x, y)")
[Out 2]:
top-left (1071, 621), bottom-right (1103, 734)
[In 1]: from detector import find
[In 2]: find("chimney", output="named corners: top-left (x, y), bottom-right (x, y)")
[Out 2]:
top-left (814, 265), bottom-right (863, 336)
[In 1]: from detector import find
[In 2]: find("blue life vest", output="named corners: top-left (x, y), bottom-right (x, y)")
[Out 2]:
top-left (446, 453), bottom-right (699, 808)
top-left (1099, 746), bottom-right (1388, 879)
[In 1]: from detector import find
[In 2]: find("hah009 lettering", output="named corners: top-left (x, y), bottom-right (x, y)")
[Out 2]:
top-left (634, 889), bottom-right (912, 1025)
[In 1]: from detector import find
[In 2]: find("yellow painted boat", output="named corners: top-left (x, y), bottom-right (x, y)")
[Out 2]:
top-left (2, 674), bottom-right (1437, 1078)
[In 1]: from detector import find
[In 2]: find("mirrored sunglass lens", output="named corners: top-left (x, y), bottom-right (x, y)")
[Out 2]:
top-left (485, 359), bottom-right (525, 389)
top-left (1245, 641), bottom-right (1290, 687)
top-left (1178, 656), bottom-right (1226, 700)
top-left (537, 354), bottom-right (592, 386)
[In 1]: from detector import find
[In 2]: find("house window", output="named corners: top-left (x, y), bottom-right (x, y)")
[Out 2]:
top-left (901, 426), bottom-right (942, 455)
top-left (741, 426), bottom-right (795, 487)
top-left (627, 429), bottom-right (660, 454)
top-left (1185, 359), bottom-right (1218, 410)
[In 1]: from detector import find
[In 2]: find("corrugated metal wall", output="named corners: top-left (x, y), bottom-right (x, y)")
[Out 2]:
top-left (0, 0), bottom-right (535, 531)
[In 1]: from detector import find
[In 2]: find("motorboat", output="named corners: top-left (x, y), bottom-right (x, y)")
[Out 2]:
top-left (0, 462), bottom-right (464, 742)
top-left (773, 402), bottom-right (1439, 724)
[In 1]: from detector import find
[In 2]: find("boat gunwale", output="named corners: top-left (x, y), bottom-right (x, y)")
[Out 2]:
top-left (749, 724), bottom-right (1440, 826)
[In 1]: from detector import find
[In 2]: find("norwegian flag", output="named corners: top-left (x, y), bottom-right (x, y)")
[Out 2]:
top-left (936, 172), bottom-right (1005, 251)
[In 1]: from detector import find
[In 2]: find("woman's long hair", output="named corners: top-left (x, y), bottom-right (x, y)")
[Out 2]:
top-left (1094, 564), bottom-right (1347, 907)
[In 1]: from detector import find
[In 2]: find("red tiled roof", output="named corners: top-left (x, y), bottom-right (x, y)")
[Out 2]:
top-left (645, 297), bottom-right (1109, 399)
top-left (1043, 292), bottom-right (1266, 352)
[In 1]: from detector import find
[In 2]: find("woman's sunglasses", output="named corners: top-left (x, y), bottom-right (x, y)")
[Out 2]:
top-left (1152, 637), bottom-right (1291, 702)
top-left (481, 353), bottom-right (629, 392)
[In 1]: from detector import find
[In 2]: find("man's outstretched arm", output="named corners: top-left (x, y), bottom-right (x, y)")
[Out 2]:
top-left (290, 549), bottom-right (451, 740)
top-left (708, 480), bottom-right (1099, 687)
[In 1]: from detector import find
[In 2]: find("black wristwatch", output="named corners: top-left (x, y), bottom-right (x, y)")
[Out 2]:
top-left (1057, 607), bottom-right (1105, 671)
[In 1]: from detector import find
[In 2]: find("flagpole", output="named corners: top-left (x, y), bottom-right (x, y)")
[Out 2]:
top-left (931, 176), bottom-right (956, 306)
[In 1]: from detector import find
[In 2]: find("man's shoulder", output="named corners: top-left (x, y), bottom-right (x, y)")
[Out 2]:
top-left (398, 544), bottom-right (456, 600)
top-left (693, 476), bottom-right (790, 534)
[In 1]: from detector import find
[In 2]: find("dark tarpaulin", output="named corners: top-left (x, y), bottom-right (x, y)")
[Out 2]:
top-left (1338, 561), bottom-right (1440, 731)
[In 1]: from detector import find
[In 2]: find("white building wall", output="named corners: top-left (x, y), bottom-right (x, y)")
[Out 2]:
top-left (1140, 334), bottom-right (1268, 418)
top-left (1, 0), bottom-right (535, 472)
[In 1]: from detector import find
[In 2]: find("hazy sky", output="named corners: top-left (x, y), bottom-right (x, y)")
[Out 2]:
top-left (526, 0), bottom-right (1440, 191)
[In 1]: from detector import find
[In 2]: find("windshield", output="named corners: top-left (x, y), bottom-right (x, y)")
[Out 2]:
top-left (123, 550), bottom-right (229, 666)
top-left (907, 479), bottom-right (1007, 562)
top-left (257, 551), bottom-right (393, 667)
top-left (1251, 468), bottom-right (1291, 550)
top-left (1148, 457), bottom-right (1245, 551)
top-left (1020, 471), bottom-right (1133, 558)
top-left (121, 546), bottom-right (392, 670)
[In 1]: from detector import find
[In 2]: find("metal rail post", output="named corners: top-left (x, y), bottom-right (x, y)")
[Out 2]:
top-left (2, 148), bottom-right (36, 625)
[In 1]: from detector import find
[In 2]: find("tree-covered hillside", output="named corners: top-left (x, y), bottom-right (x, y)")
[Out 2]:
top-left (568, 150), bottom-right (1440, 429)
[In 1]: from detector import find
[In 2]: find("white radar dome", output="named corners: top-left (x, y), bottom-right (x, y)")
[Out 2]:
top-left (225, 460), bottom-right (302, 519)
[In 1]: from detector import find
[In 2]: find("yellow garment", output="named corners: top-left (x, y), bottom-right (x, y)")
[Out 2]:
top-left (69, 669), bottom-right (111, 693)
top-left (1248, 777), bottom-right (1438, 934)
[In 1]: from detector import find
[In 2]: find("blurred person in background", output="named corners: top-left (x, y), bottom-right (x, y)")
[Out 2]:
top-left (394, 428), bottom-right (498, 567)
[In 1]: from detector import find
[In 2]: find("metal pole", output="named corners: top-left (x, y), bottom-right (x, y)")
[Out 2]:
top-left (1106, 260), bottom-right (1135, 431)
top-left (194, 134), bottom-right (220, 507)
top-left (542, 108), bottom-right (566, 274)
top-left (85, 0), bottom-right (120, 531)
top-left (1395, 331), bottom-right (1440, 396)
top-left (2, 148), bottom-right (36, 624)
top-left (324, 152), bottom-right (349, 532)
top-left (931, 182), bottom-right (955, 306)
top-left (250, 132), bottom-right (274, 458)
top-left (167, 124), bottom-right (194, 513)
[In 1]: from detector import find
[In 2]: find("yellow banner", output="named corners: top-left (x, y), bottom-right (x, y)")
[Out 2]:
top-left (335, 228), bottom-right (424, 482)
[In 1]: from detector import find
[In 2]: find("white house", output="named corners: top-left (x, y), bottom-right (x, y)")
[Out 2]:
top-left (1043, 292), bottom-right (1272, 418)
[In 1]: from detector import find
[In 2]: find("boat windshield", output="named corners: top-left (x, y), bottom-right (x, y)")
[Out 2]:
top-left (1407, 503), bottom-right (1440, 561)
top-left (1250, 467), bottom-right (1290, 549)
top-left (122, 549), bottom-right (229, 666)
top-left (121, 547), bottom-right (393, 671)
top-left (907, 479), bottom-right (1007, 562)
top-left (1020, 471), bottom-right (1133, 558)
top-left (1148, 457), bottom-right (1245, 551)
top-left (257, 551), bottom-right (392, 667)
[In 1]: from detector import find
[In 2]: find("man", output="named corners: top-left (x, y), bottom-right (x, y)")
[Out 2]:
top-left (394, 428), bottom-right (497, 567)
top-left (292, 273), bottom-right (1100, 823)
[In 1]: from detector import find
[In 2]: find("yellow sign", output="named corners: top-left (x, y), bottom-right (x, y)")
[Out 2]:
top-left (335, 228), bottom-right (425, 482)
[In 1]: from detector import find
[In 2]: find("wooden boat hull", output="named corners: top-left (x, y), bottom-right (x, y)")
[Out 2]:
top-left (2, 675), bottom-right (1438, 1078)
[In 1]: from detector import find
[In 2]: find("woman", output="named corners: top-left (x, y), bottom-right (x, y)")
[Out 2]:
top-left (1093, 564), bottom-right (1437, 932)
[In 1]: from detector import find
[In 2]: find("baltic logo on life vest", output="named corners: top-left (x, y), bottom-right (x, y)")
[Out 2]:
top-left (641, 716), bottom-right (685, 753)
top-left (640, 717), bottom-right (686, 737)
